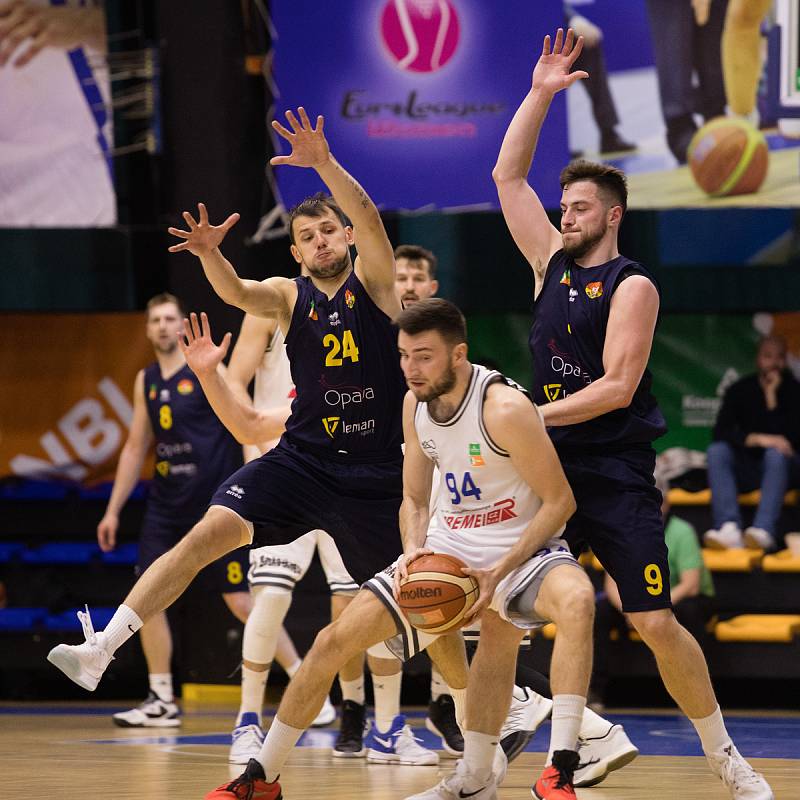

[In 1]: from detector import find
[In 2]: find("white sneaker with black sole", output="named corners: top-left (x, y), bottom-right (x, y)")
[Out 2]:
top-left (574, 723), bottom-right (639, 787)
top-left (112, 691), bottom-right (181, 728)
top-left (499, 685), bottom-right (553, 762)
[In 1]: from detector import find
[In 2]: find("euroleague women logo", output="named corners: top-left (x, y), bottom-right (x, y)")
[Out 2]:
top-left (380, 0), bottom-right (461, 73)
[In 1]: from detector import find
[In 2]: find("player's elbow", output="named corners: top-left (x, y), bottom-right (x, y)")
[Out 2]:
top-left (491, 165), bottom-right (520, 186)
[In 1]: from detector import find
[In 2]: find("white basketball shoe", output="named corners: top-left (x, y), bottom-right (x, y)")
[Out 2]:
top-left (707, 743), bottom-right (774, 800)
top-left (704, 522), bottom-right (744, 550)
top-left (403, 757), bottom-right (499, 800)
top-left (112, 692), bottom-right (181, 728)
top-left (46, 605), bottom-right (113, 691)
top-left (499, 685), bottom-right (553, 761)
top-left (574, 723), bottom-right (639, 787)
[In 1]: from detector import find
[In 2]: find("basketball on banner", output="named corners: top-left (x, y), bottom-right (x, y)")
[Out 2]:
top-left (380, 0), bottom-right (460, 73)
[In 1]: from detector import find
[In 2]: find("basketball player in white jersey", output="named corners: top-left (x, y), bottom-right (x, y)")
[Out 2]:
top-left (394, 298), bottom-right (595, 800)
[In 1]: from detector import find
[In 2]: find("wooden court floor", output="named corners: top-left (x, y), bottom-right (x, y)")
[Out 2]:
top-left (1, 704), bottom-right (798, 799)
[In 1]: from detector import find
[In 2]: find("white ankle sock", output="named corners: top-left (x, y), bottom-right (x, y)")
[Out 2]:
top-left (580, 705), bottom-right (613, 739)
top-left (373, 671), bottom-right (402, 732)
top-left (340, 676), bottom-right (365, 705)
top-left (691, 705), bottom-right (731, 754)
top-left (450, 687), bottom-right (467, 732)
top-left (463, 730), bottom-right (498, 786)
top-left (284, 658), bottom-right (302, 679)
top-left (102, 605), bottom-right (143, 655)
top-left (430, 666), bottom-right (447, 701)
top-left (149, 673), bottom-right (173, 703)
top-left (259, 717), bottom-right (304, 782)
top-left (547, 694), bottom-right (585, 764)
top-left (238, 665), bottom-right (269, 724)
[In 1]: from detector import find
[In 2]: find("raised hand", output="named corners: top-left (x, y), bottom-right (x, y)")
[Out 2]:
top-left (531, 27), bottom-right (588, 96)
top-left (167, 203), bottom-right (240, 257)
top-left (179, 312), bottom-right (232, 378)
top-left (270, 107), bottom-right (330, 169)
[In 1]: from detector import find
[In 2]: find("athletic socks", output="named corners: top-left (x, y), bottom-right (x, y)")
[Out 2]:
top-left (547, 694), bottom-right (585, 764)
top-left (284, 658), bottom-right (302, 679)
top-left (450, 686), bottom-right (467, 732)
top-left (373, 671), bottom-right (402, 732)
top-left (691, 705), bottom-right (732, 755)
top-left (430, 666), bottom-right (448, 701)
top-left (102, 604), bottom-right (143, 655)
top-left (462, 730), bottom-right (498, 786)
top-left (237, 665), bottom-right (269, 725)
top-left (340, 675), bottom-right (365, 706)
top-left (258, 717), bottom-right (305, 782)
top-left (149, 673), bottom-right (174, 703)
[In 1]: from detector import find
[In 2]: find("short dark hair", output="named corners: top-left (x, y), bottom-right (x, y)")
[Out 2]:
top-left (758, 334), bottom-right (787, 356)
top-left (394, 244), bottom-right (438, 279)
top-left (395, 298), bottom-right (466, 347)
top-left (146, 292), bottom-right (184, 318)
top-left (287, 192), bottom-right (350, 244)
top-left (559, 159), bottom-right (628, 215)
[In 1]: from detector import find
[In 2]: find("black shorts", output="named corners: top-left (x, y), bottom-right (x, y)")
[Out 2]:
top-left (560, 447), bottom-right (671, 613)
top-left (137, 511), bottom-right (249, 594)
top-left (210, 438), bottom-right (403, 585)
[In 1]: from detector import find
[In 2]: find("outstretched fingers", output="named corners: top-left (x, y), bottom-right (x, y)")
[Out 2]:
top-left (199, 310), bottom-right (212, 338)
top-left (271, 118), bottom-right (294, 141)
top-left (285, 108), bottom-right (302, 133)
top-left (189, 311), bottom-right (202, 340)
top-left (553, 27), bottom-right (564, 54)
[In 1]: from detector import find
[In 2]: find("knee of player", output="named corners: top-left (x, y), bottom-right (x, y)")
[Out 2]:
top-left (627, 608), bottom-right (676, 644)
top-left (553, 583), bottom-right (595, 631)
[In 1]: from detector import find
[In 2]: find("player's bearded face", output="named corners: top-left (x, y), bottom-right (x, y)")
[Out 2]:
top-left (561, 218), bottom-right (607, 259)
top-left (306, 249), bottom-right (351, 279)
top-left (407, 353), bottom-right (458, 402)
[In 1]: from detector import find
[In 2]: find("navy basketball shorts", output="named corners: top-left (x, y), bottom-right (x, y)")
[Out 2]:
top-left (136, 511), bottom-right (250, 594)
top-left (210, 438), bottom-right (403, 585)
top-left (559, 447), bottom-right (672, 613)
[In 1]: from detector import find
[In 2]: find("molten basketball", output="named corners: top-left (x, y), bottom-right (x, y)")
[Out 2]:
top-left (687, 117), bottom-right (768, 197)
top-left (397, 553), bottom-right (479, 634)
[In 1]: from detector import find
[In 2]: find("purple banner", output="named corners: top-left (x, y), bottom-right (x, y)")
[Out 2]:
top-left (271, 0), bottom-right (567, 211)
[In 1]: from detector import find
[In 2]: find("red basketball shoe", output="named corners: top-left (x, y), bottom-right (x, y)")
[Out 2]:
top-left (532, 750), bottom-right (579, 799)
top-left (205, 759), bottom-right (282, 800)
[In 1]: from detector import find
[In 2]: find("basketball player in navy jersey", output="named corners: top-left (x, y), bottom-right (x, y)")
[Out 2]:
top-left (46, 108), bottom-right (467, 769)
top-left (493, 27), bottom-right (773, 800)
top-left (92, 293), bottom-right (248, 727)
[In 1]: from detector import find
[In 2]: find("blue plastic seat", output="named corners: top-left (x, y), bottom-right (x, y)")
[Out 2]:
top-left (0, 607), bottom-right (46, 631)
top-left (21, 542), bottom-right (101, 564)
top-left (43, 606), bottom-right (116, 632)
top-left (0, 542), bottom-right (25, 563)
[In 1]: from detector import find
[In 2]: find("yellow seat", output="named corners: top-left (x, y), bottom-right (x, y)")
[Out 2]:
top-left (762, 549), bottom-right (800, 573)
top-left (715, 614), bottom-right (800, 643)
top-left (702, 548), bottom-right (763, 572)
top-left (668, 488), bottom-right (798, 506)
top-left (542, 622), bottom-right (557, 640)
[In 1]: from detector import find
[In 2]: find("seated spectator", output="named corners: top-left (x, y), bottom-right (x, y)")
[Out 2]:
top-left (591, 475), bottom-right (715, 708)
top-left (704, 335), bottom-right (800, 552)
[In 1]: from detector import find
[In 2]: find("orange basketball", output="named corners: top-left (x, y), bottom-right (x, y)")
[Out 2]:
top-left (687, 117), bottom-right (768, 197)
top-left (397, 553), bottom-right (479, 634)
